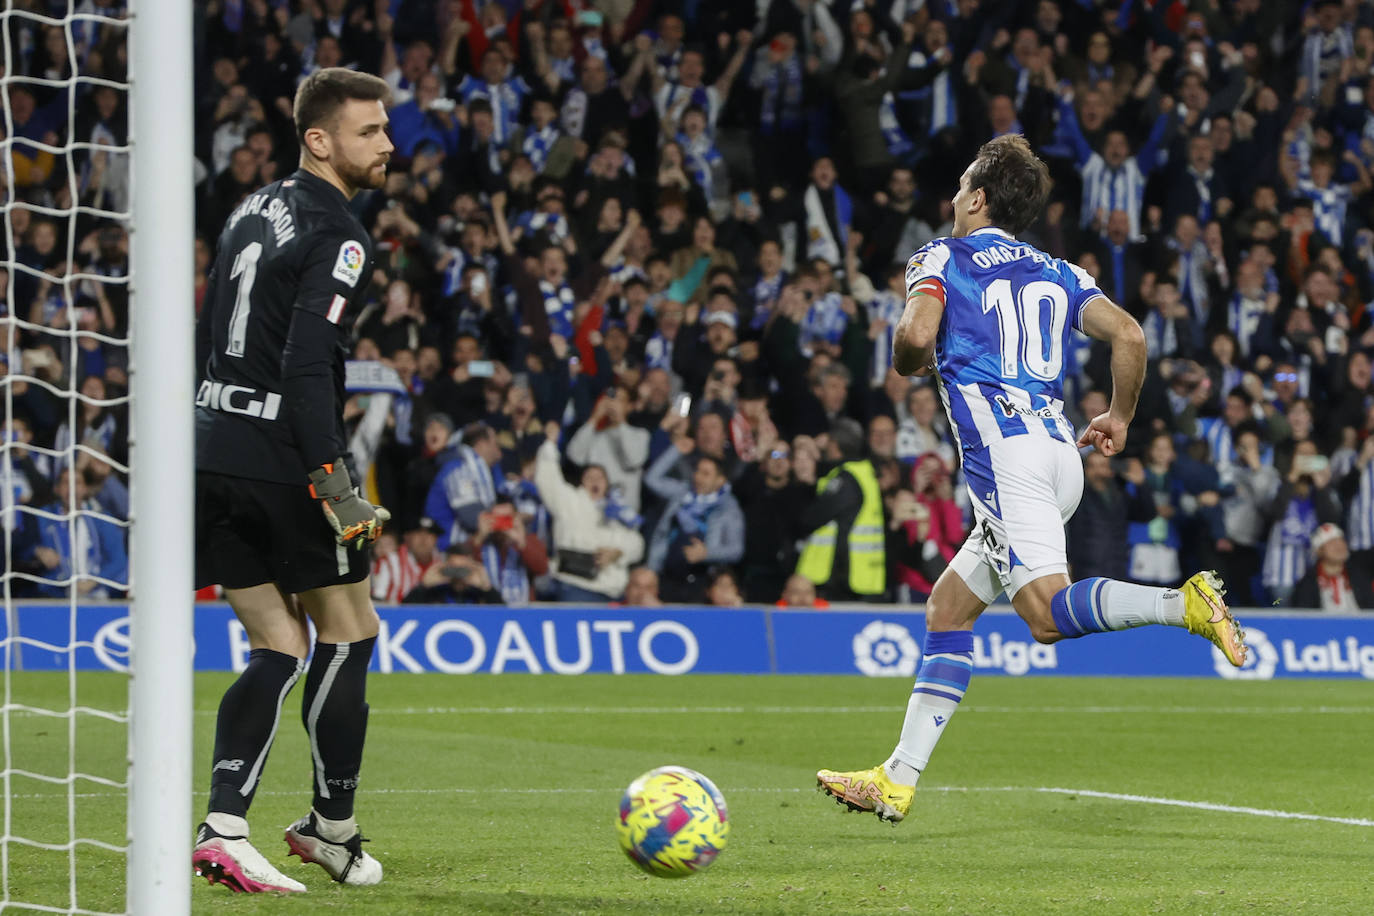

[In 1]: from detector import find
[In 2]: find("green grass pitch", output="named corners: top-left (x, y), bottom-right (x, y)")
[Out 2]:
top-left (4, 672), bottom-right (1372, 914)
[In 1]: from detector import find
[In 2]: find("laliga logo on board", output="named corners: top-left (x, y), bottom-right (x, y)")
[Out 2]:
top-left (853, 621), bottom-right (1059, 677)
top-left (971, 632), bottom-right (1057, 676)
top-left (1213, 626), bottom-right (1278, 680)
top-left (852, 620), bottom-right (920, 677)
top-left (93, 617), bottom-right (132, 673)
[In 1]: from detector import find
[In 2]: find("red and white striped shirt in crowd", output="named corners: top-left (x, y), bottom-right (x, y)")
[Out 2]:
top-left (371, 546), bottom-right (438, 604)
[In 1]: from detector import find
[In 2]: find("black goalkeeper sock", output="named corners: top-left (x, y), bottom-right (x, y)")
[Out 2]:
top-left (208, 647), bottom-right (305, 818)
top-left (301, 637), bottom-right (376, 822)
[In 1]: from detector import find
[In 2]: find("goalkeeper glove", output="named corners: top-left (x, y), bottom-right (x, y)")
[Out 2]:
top-left (307, 460), bottom-right (391, 548)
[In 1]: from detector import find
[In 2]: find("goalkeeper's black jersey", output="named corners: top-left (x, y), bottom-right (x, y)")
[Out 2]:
top-left (195, 169), bottom-right (373, 485)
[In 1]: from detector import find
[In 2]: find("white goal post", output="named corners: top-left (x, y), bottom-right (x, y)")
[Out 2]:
top-left (128, 0), bottom-right (194, 913)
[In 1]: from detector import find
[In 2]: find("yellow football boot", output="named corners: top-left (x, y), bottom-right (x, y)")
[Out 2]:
top-left (816, 765), bottom-right (914, 823)
top-left (1182, 570), bottom-right (1247, 667)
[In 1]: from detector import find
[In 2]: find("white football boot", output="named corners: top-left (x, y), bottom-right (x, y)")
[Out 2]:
top-left (193, 822), bottom-right (307, 893)
top-left (284, 812), bottom-right (383, 886)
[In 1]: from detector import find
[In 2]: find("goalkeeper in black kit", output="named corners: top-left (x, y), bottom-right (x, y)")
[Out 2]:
top-left (191, 68), bottom-right (393, 894)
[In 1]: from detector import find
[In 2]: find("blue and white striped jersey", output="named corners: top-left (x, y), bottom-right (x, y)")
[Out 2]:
top-left (906, 227), bottom-right (1104, 455)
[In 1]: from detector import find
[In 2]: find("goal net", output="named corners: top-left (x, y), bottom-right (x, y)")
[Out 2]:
top-left (0, 2), bottom-right (192, 914)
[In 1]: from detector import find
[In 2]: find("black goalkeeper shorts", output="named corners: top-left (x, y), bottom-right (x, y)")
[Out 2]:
top-left (195, 470), bottom-right (370, 594)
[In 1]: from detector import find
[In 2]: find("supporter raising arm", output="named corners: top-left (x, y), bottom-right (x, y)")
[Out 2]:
top-left (1057, 89), bottom-right (1173, 240)
top-left (490, 190), bottom-right (640, 347)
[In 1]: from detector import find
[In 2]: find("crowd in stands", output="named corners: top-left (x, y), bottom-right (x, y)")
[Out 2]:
top-left (3, 0), bottom-right (1374, 612)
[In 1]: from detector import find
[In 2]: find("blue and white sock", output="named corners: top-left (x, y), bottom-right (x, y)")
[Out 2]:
top-left (1050, 577), bottom-right (1185, 638)
top-left (885, 630), bottom-right (974, 786)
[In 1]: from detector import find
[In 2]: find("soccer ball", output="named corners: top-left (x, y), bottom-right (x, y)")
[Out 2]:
top-left (615, 765), bottom-right (729, 878)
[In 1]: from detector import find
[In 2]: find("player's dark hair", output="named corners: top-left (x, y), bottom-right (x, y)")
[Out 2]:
top-left (966, 134), bottom-right (1051, 236)
top-left (293, 67), bottom-right (391, 146)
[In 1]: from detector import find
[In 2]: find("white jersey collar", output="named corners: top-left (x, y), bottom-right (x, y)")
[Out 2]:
top-left (970, 226), bottom-right (1015, 240)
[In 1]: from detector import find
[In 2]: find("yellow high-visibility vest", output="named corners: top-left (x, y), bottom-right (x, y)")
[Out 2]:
top-left (796, 460), bottom-right (886, 595)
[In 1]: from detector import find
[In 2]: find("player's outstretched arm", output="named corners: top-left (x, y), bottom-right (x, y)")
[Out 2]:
top-left (1075, 295), bottom-right (1146, 457)
top-left (892, 291), bottom-right (944, 377)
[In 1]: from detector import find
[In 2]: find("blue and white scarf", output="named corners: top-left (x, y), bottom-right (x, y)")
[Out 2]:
top-left (804, 183), bottom-right (852, 266)
top-left (582, 35), bottom-right (607, 62)
top-left (1005, 53), bottom-right (1032, 110)
top-left (799, 292), bottom-right (848, 356)
top-left (442, 444), bottom-right (499, 548)
top-left (1171, 239), bottom-right (1210, 323)
top-left (601, 488), bottom-right (642, 529)
top-left (867, 290), bottom-right (905, 386)
top-left (1263, 495), bottom-right (1318, 590)
top-left (456, 74), bottom-right (529, 143)
top-left (674, 483), bottom-right (730, 539)
top-left (502, 476), bottom-right (550, 546)
top-left (539, 280), bottom-right (576, 338)
top-left (656, 45), bottom-right (683, 82)
top-left (678, 131), bottom-right (723, 201)
top-left (442, 248), bottom-right (499, 300)
top-left (517, 210), bottom-right (571, 245)
top-left (550, 55), bottom-right (577, 85)
top-left (1086, 61), bottom-right (1114, 84)
top-left (644, 333), bottom-right (674, 371)
top-left (1188, 166), bottom-right (1213, 223)
top-left (1227, 291), bottom-right (1267, 359)
top-left (1141, 309), bottom-right (1179, 360)
top-left (750, 271), bottom-right (786, 329)
top-left (606, 258), bottom-right (646, 288)
top-left (481, 542), bottom-right (529, 606)
top-left (759, 57), bottom-right (804, 133)
top-left (879, 91), bottom-right (916, 158)
top-left (522, 124), bottom-right (561, 172)
top-left (904, 49), bottom-right (957, 135)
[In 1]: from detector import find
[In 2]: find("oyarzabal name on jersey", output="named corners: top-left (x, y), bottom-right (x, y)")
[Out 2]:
top-left (970, 245), bottom-right (1047, 270)
top-left (226, 193), bottom-right (296, 247)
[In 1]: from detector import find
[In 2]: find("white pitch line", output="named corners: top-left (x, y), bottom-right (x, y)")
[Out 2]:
top-left (1019, 787), bottom-right (1374, 827)
top-left (271, 704), bottom-right (1374, 716)
top-left (15, 704), bottom-right (1374, 719)
top-left (11, 785), bottom-right (1373, 827)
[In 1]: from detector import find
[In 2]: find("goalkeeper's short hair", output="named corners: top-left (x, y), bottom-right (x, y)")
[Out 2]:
top-left (293, 68), bottom-right (391, 146)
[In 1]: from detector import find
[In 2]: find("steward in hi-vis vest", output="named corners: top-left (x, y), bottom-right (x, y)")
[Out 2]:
top-left (796, 421), bottom-right (886, 600)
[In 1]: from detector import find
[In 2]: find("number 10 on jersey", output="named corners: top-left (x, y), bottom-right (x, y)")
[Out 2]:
top-left (981, 278), bottom-right (1068, 382)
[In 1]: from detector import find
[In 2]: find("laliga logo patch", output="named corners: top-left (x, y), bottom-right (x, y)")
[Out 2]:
top-left (1213, 626), bottom-right (1277, 680)
top-left (853, 620), bottom-right (920, 677)
top-left (332, 239), bottom-right (365, 287)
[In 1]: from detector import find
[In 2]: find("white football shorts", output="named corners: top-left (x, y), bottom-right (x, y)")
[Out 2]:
top-left (949, 436), bottom-right (1084, 602)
